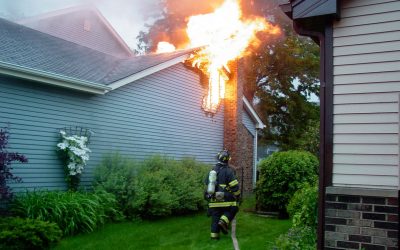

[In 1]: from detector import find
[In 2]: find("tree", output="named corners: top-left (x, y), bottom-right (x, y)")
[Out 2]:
top-left (244, 29), bottom-right (320, 150)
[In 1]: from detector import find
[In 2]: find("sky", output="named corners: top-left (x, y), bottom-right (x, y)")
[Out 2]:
top-left (0, 0), bottom-right (161, 49)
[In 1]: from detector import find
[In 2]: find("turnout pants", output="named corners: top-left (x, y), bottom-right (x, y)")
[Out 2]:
top-left (209, 205), bottom-right (238, 238)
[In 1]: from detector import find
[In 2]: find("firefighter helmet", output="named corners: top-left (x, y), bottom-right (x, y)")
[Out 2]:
top-left (217, 150), bottom-right (231, 163)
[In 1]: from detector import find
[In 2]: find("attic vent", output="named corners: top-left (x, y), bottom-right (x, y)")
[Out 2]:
top-left (84, 20), bottom-right (91, 31)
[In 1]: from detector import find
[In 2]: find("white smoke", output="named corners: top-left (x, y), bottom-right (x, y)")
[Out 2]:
top-left (0, 0), bottom-right (162, 49)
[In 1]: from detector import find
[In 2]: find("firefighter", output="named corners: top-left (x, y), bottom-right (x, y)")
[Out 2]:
top-left (205, 149), bottom-right (240, 240)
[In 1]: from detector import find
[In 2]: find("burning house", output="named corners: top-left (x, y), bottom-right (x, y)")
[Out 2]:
top-left (0, 1), bottom-right (276, 192)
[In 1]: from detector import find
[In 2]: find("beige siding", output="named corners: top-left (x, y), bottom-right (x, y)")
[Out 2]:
top-left (332, 0), bottom-right (400, 189)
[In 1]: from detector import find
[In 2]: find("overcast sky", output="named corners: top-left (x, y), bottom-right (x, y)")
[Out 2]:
top-left (0, 0), bottom-right (161, 49)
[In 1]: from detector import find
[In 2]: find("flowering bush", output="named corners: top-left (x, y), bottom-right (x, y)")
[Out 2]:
top-left (0, 127), bottom-right (28, 201)
top-left (57, 130), bottom-right (91, 191)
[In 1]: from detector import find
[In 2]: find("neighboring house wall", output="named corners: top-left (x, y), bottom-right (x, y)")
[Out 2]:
top-left (332, 0), bottom-right (400, 189)
top-left (325, 0), bottom-right (400, 249)
top-left (20, 7), bottom-right (132, 58)
top-left (1, 63), bottom-right (224, 191)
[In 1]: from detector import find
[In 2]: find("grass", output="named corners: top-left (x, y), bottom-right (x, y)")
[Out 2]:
top-left (54, 197), bottom-right (291, 250)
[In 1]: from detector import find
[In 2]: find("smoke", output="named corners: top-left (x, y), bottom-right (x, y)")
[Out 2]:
top-left (0, 0), bottom-right (161, 49)
top-left (0, 0), bottom-right (287, 52)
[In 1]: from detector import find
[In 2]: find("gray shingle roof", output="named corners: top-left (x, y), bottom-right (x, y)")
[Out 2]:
top-left (0, 17), bottom-right (194, 86)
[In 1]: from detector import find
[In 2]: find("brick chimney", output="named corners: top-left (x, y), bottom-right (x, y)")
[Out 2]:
top-left (224, 59), bottom-right (255, 193)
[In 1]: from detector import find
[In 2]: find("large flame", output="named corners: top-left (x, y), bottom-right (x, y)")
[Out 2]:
top-left (156, 41), bottom-right (176, 53)
top-left (157, 0), bottom-right (281, 113)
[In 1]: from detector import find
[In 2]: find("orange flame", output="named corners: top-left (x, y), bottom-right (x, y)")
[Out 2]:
top-left (156, 41), bottom-right (176, 53)
top-left (188, 0), bottom-right (280, 113)
top-left (157, 0), bottom-right (281, 113)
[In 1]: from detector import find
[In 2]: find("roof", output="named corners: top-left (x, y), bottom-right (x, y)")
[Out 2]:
top-left (0, 17), bottom-right (194, 94)
top-left (18, 5), bottom-right (133, 58)
top-left (280, 0), bottom-right (339, 20)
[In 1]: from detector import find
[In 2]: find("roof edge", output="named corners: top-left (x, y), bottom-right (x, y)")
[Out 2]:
top-left (0, 61), bottom-right (111, 94)
top-left (242, 96), bottom-right (266, 129)
top-left (108, 53), bottom-right (191, 90)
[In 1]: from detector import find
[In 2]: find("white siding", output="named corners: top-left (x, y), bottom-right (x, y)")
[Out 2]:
top-left (332, 0), bottom-right (400, 189)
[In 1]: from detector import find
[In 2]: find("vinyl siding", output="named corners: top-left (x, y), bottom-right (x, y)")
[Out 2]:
top-left (0, 63), bottom-right (224, 191)
top-left (242, 109), bottom-right (256, 137)
top-left (332, 0), bottom-right (400, 189)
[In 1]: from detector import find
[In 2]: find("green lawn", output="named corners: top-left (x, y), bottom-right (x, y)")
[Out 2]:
top-left (55, 199), bottom-right (291, 250)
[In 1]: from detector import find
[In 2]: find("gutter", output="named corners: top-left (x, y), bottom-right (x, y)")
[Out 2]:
top-left (0, 61), bottom-right (111, 95)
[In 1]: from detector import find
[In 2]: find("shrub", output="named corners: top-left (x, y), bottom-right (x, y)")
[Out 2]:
top-left (93, 152), bottom-right (139, 217)
top-left (0, 217), bottom-right (62, 250)
top-left (0, 127), bottom-right (28, 201)
top-left (94, 154), bottom-right (209, 219)
top-left (287, 182), bottom-right (318, 228)
top-left (11, 190), bottom-right (122, 235)
top-left (131, 155), bottom-right (209, 218)
top-left (256, 150), bottom-right (318, 215)
top-left (273, 227), bottom-right (316, 250)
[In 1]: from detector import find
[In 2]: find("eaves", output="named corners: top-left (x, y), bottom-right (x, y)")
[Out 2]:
top-left (0, 61), bottom-right (111, 95)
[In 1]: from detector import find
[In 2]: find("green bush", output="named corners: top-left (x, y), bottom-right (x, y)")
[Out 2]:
top-left (256, 150), bottom-right (318, 215)
top-left (131, 155), bottom-right (209, 218)
top-left (0, 217), bottom-right (62, 250)
top-left (93, 154), bottom-right (209, 219)
top-left (11, 190), bottom-right (122, 235)
top-left (273, 227), bottom-right (316, 250)
top-left (93, 152), bottom-right (139, 217)
top-left (287, 182), bottom-right (318, 228)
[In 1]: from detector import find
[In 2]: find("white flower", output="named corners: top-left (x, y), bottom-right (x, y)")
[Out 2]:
top-left (57, 142), bottom-right (68, 150)
top-left (58, 131), bottom-right (91, 176)
top-left (67, 162), bottom-right (76, 170)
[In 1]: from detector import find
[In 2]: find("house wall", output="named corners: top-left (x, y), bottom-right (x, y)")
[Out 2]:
top-left (324, 0), bottom-right (400, 248)
top-left (332, 0), bottom-right (400, 189)
top-left (242, 110), bottom-right (256, 137)
top-left (0, 63), bottom-right (224, 191)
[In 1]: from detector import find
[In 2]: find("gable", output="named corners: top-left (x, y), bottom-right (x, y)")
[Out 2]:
top-left (19, 6), bottom-right (133, 58)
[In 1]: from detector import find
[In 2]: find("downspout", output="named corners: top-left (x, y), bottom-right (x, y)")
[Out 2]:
top-left (293, 21), bottom-right (332, 250)
top-left (253, 129), bottom-right (258, 189)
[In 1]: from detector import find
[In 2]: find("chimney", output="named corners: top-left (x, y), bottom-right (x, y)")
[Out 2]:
top-left (224, 59), bottom-right (255, 193)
